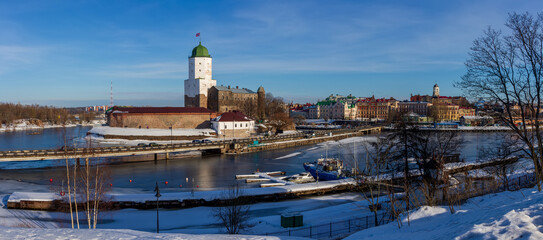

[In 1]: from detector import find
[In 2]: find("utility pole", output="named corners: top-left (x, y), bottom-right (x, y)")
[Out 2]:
top-left (154, 182), bottom-right (161, 233)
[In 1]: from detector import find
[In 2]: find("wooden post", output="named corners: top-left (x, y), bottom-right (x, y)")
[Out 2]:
top-left (165, 152), bottom-right (169, 160)
top-left (154, 153), bottom-right (158, 161)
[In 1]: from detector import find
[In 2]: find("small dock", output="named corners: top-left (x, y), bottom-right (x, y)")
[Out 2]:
top-left (7, 179), bottom-right (354, 211)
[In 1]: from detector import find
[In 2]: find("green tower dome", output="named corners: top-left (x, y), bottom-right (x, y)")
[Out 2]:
top-left (191, 42), bottom-right (211, 58)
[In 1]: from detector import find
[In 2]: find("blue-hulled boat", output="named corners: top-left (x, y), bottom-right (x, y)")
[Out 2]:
top-left (303, 158), bottom-right (347, 181)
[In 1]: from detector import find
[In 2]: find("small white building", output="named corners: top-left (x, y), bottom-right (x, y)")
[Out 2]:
top-left (211, 111), bottom-right (255, 138)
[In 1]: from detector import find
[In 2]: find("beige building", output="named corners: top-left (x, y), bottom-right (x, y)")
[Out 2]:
top-left (398, 102), bottom-right (432, 116)
top-left (309, 100), bottom-right (357, 120)
top-left (356, 97), bottom-right (398, 120)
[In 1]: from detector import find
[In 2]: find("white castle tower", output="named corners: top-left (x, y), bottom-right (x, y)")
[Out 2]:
top-left (433, 83), bottom-right (440, 97)
top-left (184, 42), bottom-right (216, 108)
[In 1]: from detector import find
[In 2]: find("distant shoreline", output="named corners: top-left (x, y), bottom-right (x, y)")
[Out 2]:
top-left (0, 123), bottom-right (101, 133)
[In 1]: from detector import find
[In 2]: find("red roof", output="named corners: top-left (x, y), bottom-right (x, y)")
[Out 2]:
top-left (109, 106), bottom-right (214, 114)
top-left (214, 111), bottom-right (252, 122)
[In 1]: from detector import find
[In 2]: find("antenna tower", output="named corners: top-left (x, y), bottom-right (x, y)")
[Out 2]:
top-left (110, 80), bottom-right (114, 107)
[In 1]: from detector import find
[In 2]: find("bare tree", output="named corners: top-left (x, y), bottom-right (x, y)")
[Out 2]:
top-left (212, 183), bottom-right (251, 234)
top-left (456, 12), bottom-right (543, 190)
top-left (58, 137), bottom-right (110, 229)
top-left (478, 133), bottom-right (523, 190)
top-left (357, 137), bottom-right (396, 226)
top-left (411, 131), bottom-right (462, 206)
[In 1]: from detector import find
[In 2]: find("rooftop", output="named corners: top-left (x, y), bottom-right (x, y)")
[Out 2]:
top-left (212, 111), bottom-right (253, 122)
top-left (214, 85), bottom-right (256, 94)
top-left (108, 106), bottom-right (214, 114)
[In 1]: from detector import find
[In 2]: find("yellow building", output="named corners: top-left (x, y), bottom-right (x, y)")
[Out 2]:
top-left (431, 104), bottom-right (459, 122)
top-left (356, 97), bottom-right (398, 120)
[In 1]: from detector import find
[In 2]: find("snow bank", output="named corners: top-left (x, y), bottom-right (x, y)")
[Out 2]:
top-left (345, 186), bottom-right (543, 240)
top-left (0, 226), bottom-right (305, 240)
top-left (0, 120), bottom-right (104, 132)
top-left (88, 126), bottom-right (215, 137)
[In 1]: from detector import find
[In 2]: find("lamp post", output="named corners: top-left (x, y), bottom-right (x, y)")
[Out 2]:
top-left (154, 182), bottom-right (161, 233)
top-left (169, 125), bottom-right (173, 148)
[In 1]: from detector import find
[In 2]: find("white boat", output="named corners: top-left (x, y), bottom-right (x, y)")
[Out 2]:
top-left (282, 172), bottom-right (315, 183)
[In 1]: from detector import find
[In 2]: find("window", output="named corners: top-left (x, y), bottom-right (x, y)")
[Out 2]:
top-left (235, 124), bottom-right (237, 127)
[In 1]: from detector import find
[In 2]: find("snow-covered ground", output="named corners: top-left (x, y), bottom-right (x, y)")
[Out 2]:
top-left (346, 186), bottom-right (543, 240)
top-left (0, 226), bottom-right (304, 240)
top-left (0, 191), bottom-right (366, 237)
top-left (0, 120), bottom-right (105, 132)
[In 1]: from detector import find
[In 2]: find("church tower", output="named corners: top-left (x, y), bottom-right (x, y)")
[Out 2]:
top-left (184, 42), bottom-right (216, 108)
top-left (433, 83), bottom-right (440, 97)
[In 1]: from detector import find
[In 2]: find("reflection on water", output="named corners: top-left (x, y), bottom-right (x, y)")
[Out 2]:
top-left (0, 132), bottom-right (513, 193)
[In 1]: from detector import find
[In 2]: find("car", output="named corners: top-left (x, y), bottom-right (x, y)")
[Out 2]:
top-left (201, 139), bottom-right (212, 143)
top-left (192, 139), bottom-right (202, 143)
top-left (137, 143), bottom-right (147, 147)
top-left (58, 146), bottom-right (74, 151)
top-left (149, 142), bottom-right (159, 147)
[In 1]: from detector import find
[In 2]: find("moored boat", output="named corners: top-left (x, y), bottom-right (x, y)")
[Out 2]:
top-left (303, 158), bottom-right (348, 181)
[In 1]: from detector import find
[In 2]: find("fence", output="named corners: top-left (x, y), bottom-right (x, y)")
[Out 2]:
top-left (265, 211), bottom-right (391, 239)
top-left (264, 172), bottom-right (537, 239)
top-left (444, 171), bottom-right (537, 204)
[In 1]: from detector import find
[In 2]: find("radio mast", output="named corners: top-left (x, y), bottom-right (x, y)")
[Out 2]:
top-left (110, 80), bottom-right (114, 107)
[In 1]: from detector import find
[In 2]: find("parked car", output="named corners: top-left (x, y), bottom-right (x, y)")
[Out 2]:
top-left (201, 139), bottom-right (212, 143)
top-left (149, 142), bottom-right (159, 147)
top-left (58, 146), bottom-right (74, 151)
top-left (137, 143), bottom-right (147, 147)
top-left (192, 140), bottom-right (202, 143)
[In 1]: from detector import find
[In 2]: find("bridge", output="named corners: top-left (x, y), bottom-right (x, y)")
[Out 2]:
top-left (0, 127), bottom-right (382, 162)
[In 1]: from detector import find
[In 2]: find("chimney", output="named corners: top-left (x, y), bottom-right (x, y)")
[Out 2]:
top-left (236, 86), bottom-right (239, 89)
top-left (228, 85), bottom-right (230, 89)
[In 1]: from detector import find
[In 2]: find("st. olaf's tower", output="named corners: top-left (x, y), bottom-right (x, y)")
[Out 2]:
top-left (184, 42), bottom-right (216, 108)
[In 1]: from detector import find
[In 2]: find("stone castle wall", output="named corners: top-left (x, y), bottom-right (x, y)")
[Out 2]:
top-left (185, 94), bottom-right (208, 108)
top-left (108, 113), bottom-right (216, 129)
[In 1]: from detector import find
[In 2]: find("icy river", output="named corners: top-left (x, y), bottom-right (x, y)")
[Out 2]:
top-left (0, 129), bottom-right (508, 194)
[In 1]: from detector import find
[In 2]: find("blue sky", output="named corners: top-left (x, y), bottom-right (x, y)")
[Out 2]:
top-left (0, 0), bottom-right (541, 107)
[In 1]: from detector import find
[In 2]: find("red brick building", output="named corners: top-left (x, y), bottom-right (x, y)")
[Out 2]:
top-left (107, 107), bottom-right (218, 129)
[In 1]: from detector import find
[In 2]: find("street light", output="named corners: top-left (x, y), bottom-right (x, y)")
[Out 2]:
top-left (154, 182), bottom-right (161, 233)
top-left (169, 125), bottom-right (173, 148)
